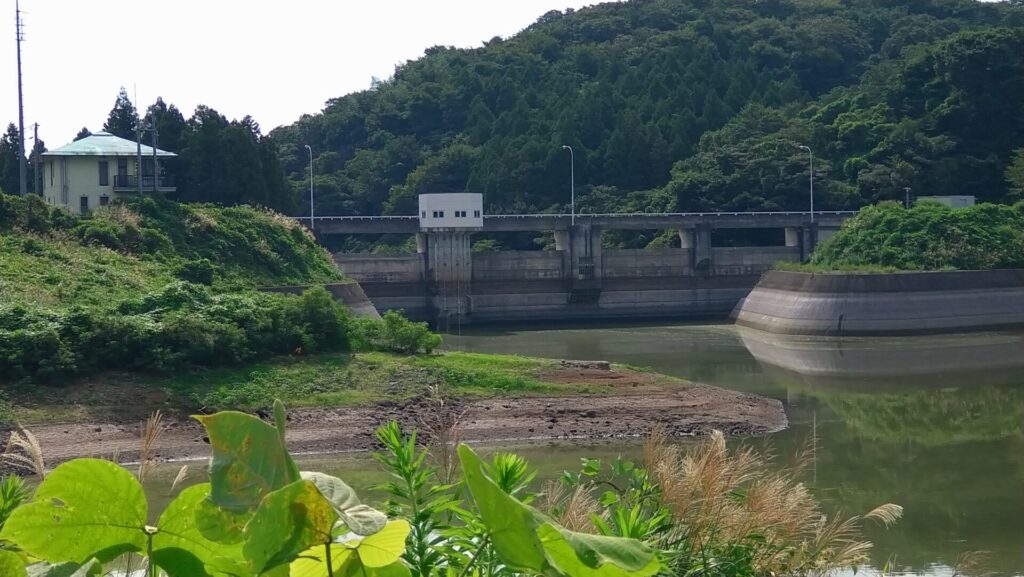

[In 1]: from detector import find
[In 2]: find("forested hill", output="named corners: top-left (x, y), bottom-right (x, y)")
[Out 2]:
top-left (270, 0), bottom-right (1024, 220)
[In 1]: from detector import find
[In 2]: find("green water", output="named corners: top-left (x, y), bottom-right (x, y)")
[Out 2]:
top-left (439, 323), bottom-right (1024, 577)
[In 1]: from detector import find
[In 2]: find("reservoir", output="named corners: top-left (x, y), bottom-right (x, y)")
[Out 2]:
top-left (438, 323), bottom-right (1024, 577)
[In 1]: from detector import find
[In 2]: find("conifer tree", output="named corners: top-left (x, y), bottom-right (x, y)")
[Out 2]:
top-left (102, 87), bottom-right (139, 139)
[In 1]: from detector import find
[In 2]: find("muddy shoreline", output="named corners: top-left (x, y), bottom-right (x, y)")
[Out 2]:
top-left (8, 380), bottom-right (787, 467)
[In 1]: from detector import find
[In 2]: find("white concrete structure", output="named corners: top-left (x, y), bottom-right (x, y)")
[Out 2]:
top-left (418, 193), bottom-right (483, 230)
top-left (41, 131), bottom-right (176, 214)
top-left (916, 195), bottom-right (976, 208)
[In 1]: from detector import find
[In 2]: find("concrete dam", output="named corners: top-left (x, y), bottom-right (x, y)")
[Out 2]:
top-left (314, 208), bottom-right (854, 325)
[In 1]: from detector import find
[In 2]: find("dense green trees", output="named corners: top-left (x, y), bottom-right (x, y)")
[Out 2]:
top-left (270, 0), bottom-right (1024, 231)
top-left (86, 92), bottom-right (296, 213)
top-left (811, 201), bottom-right (1024, 270)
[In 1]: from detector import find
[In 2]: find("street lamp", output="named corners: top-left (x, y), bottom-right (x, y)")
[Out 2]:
top-left (561, 145), bottom-right (575, 225)
top-left (305, 145), bottom-right (314, 230)
top-left (798, 144), bottom-right (814, 223)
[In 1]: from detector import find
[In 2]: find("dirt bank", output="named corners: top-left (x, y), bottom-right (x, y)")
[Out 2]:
top-left (6, 366), bottom-right (787, 467)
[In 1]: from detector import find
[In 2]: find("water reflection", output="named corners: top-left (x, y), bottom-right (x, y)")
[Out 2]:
top-left (737, 328), bottom-right (1024, 575)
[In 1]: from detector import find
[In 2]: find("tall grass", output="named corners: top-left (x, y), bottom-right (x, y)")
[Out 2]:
top-left (643, 429), bottom-right (902, 576)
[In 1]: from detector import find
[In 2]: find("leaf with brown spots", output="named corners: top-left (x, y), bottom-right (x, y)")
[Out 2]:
top-left (195, 410), bottom-right (301, 512)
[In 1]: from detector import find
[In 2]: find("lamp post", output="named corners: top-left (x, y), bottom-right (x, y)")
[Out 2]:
top-left (305, 145), bottom-right (314, 230)
top-left (798, 144), bottom-right (814, 222)
top-left (561, 145), bottom-right (575, 225)
top-left (904, 186), bottom-right (912, 209)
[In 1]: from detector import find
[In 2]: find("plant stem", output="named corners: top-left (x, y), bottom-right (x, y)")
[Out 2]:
top-left (147, 532), bottom-right (155, 577)
top-left (457, 535), bottom-right (491, 577)
top-left (326, 541), bottom-right (334, 577)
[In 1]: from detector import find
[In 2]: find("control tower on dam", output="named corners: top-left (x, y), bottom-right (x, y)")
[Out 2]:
top-left (311, 194), bottom-right (853, 325)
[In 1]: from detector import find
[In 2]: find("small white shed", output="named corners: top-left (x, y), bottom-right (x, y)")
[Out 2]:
top-left (418, 193), bottom-right (484, 229)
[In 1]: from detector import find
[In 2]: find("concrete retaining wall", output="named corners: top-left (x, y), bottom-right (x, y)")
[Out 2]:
top-left (333, 253), bottom-right (423, 283)
top-left (603, 249), bottom-right (687, 278)
top-left (711, 247), bottom-right (801, 276)
top-left (735, 270), bottom-right (1024, 336)
top-left (472, 251), bottom-right (565, 281)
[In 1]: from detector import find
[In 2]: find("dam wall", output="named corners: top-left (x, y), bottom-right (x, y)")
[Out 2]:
top-left (335, 247), bottom-right (799, 324)
top-left (735, 269), bottom-right (1024, 336)
top-left (323, 211), bottom-right (849, 325)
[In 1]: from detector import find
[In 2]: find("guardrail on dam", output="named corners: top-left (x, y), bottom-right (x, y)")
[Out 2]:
top-left (306, 212), bottom-right (855, 325)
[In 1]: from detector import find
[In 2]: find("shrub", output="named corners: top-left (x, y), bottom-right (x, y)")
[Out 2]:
top-left (813, 201), bottom-right (1024, 270)
top-left (174, 258), bottom-right (215, 285)
top-left (351, 310), bottom-right (441, 354)
top-left (0, 284), bottom-right (358, 380)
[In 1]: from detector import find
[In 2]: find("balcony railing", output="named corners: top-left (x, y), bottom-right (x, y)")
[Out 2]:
top-left (112, 174), bottom-right (175, 190)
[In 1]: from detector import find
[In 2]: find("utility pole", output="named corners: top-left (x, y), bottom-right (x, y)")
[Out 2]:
top-left (136, 123), bottom-right (143, 194)
top-left (31, 122), bottom-right (38, 194)
top-left (151, 124), bottom-right (158, 192)
top-left (15, 0), bottom-right (27, 195)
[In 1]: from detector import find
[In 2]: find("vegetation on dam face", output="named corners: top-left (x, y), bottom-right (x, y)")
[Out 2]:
top-left (807, 201), bottom-right (1024, 271)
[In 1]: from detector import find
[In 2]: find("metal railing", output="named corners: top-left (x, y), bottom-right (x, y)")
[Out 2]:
top-left (298, 210), bottom-right (856, 221)
top-left (112, 174), bottom-right (176, 189)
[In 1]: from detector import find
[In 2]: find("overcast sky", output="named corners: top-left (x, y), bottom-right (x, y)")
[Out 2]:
top-left (1, 0), bottom-right (602, 147)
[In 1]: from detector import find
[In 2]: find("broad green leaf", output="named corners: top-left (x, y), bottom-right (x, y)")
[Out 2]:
top-left (290, 544), bottom-right (354, 577)
top-left (343, 519), bottom-right (410, 567)
top-left (0, 459), bottom-right (146, 565)
top-left (291, 545), bottom-right (410, 577)
top-left (458, 445), bottom-right (547, 572)
top-left (300, 472), bottom-right (361, 512)
top-left (243, 479), bottom-right (338, 574)
top-left (340, 505), bottom-right (388, 536)
top-left (537, 523), bottom-right (660, 577)
top-left (25, 559), bottom-right (101, 577)
top-left (194, 498), bottom-right (253, 545)
top-left (458, 445), bottom-right (660, 577)
top-left (195, 410), bottom-right (301, 511)
top-left (151, 484), bottom-right (247, 577)
top-left (0, 550), bottom-right (26, 577)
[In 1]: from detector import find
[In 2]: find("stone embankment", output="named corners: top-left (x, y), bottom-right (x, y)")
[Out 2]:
top-left (734, 269), bottom-right (1024, 336)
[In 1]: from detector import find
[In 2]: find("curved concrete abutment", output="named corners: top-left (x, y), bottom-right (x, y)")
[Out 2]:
top-left (734, 270), bottom-right (1024, 336)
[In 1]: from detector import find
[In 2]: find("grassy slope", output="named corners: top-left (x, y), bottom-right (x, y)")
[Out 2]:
top-left (0, 233), bottom-right (174, 308)
top-left (0, 194), bottom-right (342, 311)
top-left (6, 351), bottom-right (630, 424)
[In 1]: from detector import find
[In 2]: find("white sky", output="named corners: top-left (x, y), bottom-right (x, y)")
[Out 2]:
top-left (1, 0), bottom-right (602, 147)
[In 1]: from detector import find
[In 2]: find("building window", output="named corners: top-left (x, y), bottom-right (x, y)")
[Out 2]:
top-left (80, 196), bottom-right (89, 213)
top-left (49, 161), bottom-right (53, 186)
top-left (421, 211), bottom-right (426, 218)
top-left (432, 210), bottom-right (445, 218)
top-left (474, 210), bottom-right (481, 218)
top-left (99, 195), bottom-right (110, 207)
top-left (117, 157), bottom-right (128, 175)
top-left (98, 160), bottom-right (109, 186)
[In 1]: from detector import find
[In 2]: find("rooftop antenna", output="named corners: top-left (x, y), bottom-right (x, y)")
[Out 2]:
top-left (15, 0), bottom-right (27, 195)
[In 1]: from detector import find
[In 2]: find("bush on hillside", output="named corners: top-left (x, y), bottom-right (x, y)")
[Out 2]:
top-left (351, 310), bottom-right (442, 354)
top-left (0, 284), bottom-right (354, 381)
top-left (812, 201), bottom-right (1024, 271)
top-left (0, 193), bottom-right (74, 234)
